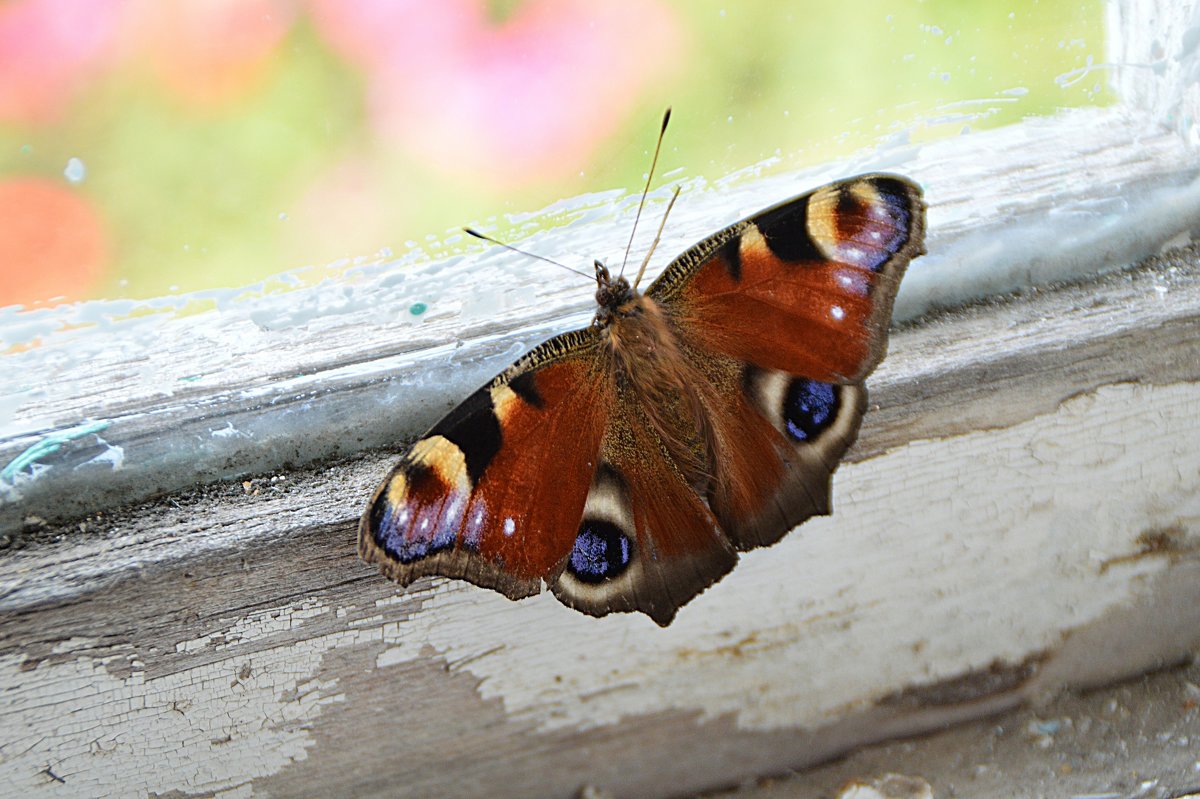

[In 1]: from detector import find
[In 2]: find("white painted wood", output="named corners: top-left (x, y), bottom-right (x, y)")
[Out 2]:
top-left (2, 0), bottom-right (1199, 796)
top-left (1108, 0), bottom-right (1200, 139)
top-left (1, 248), bottom-right (1198, 798)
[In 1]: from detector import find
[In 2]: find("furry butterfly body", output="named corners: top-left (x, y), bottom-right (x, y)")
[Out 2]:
top-left (360, 173), bottom-right (926, 625)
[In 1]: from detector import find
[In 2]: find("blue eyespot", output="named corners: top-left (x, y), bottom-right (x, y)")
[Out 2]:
top-left (567, 520), bottom-right (633, 583)
top-left (370, 472), bottom-right (461, 564)
top-left (784, 379), bottom-right (839, 442)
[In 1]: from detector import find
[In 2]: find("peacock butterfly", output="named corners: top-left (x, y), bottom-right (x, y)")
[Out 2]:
top-left (359, 112), bottom-right (926, 626)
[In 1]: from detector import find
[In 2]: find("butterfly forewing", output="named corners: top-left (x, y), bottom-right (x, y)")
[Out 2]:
top-left (651, 174), bottom-right (924, 383)
top-left (359, 329), bottom-right (609, 598)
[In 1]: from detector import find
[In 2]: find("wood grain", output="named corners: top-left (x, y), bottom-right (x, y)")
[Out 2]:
top-left (1, 247), bottom-right (1198, 798)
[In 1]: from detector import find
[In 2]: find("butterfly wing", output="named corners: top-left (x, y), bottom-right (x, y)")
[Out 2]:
top-left (649, 173), bottom-right (925, 550)
top-left (652, 173), bottom-right (924, 381)
top-left (549, 391), bottom-right (738, 626)
top-left (359, 329), bottom-right (611, 599)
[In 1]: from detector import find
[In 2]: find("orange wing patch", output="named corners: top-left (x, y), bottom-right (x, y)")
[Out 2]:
top-left (470, 361), bottom-right (608, 579)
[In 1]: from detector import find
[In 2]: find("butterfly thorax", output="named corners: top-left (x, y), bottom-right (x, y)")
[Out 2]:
top-left (591, 260), bottom-right (634, 328)
top-left (591, 260), bottom-right (670, 371)
top-left (591, 262), bottom-right (711, 488)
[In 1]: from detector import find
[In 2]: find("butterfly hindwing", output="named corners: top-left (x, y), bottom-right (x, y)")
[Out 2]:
top-left (551, 394), bottom-right (738, 626)
top-left (715, 365), bottom-right (868, 550)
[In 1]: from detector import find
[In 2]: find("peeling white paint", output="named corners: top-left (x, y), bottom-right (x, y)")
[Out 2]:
top-left (78, 437), bottom-right (125, 471)
top-left (376, 646), bottom-right (410, 669)
top-left (2, 637), bottom-right (343, 797)
top-left (1, 382), bottom-right (1196, 797)
top-left (175, 599), bottom-right (329, 654)
top-left (211, 423), bottom-right (251, 439)
top-left (372, 381), bottom-right (1199, 733)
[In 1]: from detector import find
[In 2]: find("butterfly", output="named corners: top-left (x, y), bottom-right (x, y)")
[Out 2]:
top-left (360, 118), bottom-right (925, 626)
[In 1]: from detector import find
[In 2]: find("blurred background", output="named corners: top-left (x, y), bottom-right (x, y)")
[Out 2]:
top-left (0, 0), bottom-right (1105, 309)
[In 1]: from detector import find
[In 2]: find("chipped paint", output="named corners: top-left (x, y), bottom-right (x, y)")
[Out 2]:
top-left (2, 634), bottom-right (341, 797)
top-left (370, 381), bottom-right (1199, 732)
top-left (175, 599), bottom-right (330, 654)
top-left (1, 382), bottom-right (1196, 797)
top-left (0, 421), bottom-right (110, 483)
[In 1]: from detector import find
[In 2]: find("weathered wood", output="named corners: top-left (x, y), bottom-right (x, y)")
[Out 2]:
top-left (1, 246), bottom-right (1198, 798)
top-left (2, 105), bottom-right (1199, 533)
top-left (721, 659), bottom-right (1200, 798)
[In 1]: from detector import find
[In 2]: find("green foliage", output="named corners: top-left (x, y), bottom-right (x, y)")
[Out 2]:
top-left (0, 0), bottom-right (1106, 303)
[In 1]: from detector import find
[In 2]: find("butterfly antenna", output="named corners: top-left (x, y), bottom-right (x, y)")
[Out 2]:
top-left (632, 185), bottom-right (681, 290)
top-left (619, 107), bottom-right (672, 279)
top-left (463, 227), bottom-right (592, 280)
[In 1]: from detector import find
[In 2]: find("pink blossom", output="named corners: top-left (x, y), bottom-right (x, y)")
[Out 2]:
top-left (0, 0), bottom-right (121, 123)
top-left (311, 0), bottom-right (684, 186)
top-left (128, 0), bottom-right (297, 108)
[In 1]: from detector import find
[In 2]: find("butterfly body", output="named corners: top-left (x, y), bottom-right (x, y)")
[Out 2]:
top-left (361, 174), bottom-right (926, 625)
